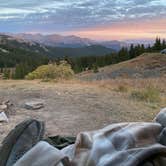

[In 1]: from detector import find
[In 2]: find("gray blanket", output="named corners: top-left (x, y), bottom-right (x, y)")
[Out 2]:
top-left (15, 108), bottom-right (166, 166)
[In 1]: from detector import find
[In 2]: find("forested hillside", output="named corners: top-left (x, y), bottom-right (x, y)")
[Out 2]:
top-left (0, 35), bottom-right (165, 79)
top-left (68, 37), bottom-right (166, 73)
top-left (0, 43), bottom-right (49, 79)
top-left (0, 44), bottom-right (48, 68)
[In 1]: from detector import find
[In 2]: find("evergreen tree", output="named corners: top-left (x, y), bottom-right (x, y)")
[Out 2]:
top-left (14, 63), bottom-right (30, 79)
top-left (147, 44), bottom-right (152, 52)
top-left (141, 44), bottom-right (145, 53)
top-left (154, 37), bottom-right (162, 51)
top-left (118, 47), bottom-right (129, 62)
top-left (129, 44), bottom-right (135, 58)
top-left (162, 39), bottom-right (166, 49)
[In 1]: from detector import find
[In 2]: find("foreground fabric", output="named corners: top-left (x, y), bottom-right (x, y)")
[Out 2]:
top-left (14, 108), bottom-right (166, 166)
top-left (45, 136), bottom-right (76, 150)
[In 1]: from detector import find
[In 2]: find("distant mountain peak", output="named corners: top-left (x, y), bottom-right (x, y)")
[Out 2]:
top-left (0, 32), bottom-right (126, 51)
top-left (0, 33), bottom-right (115, 57)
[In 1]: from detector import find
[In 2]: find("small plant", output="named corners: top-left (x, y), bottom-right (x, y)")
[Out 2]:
top-left (92, 64), bottom-right (99, 73)
top-left (131, 86), bottom-right (161, 103)
top-left (117, 85), bottom-right (128, 92)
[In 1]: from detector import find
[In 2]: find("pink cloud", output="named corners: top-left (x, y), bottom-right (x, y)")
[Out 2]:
top-left (64, 18), bottom-right (166, 41)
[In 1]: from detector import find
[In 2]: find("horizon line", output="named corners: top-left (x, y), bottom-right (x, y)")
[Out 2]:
top-left (0, 31), bottom-right (165, 43)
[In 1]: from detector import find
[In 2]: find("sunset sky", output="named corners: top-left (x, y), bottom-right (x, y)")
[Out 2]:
top-left (0, 0), bottom-right (165, 41)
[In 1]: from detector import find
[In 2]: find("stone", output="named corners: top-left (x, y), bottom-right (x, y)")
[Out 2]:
top-left (24, 100), bottom-right (44, 110)
top-left (0, 112), bottom-right (9, 123)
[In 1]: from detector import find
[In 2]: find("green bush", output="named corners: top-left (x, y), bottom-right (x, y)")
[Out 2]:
top-left (131, 86), bottom-right (161, 103)
top-left (25, 61), bottom-right (74, 80)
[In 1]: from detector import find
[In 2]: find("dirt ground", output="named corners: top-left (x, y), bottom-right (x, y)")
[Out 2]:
top-left (0, 80), bottom-right (162, 143)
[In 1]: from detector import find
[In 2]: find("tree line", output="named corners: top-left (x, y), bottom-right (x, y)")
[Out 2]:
top-left (67, 37), bottom-right (166, 73)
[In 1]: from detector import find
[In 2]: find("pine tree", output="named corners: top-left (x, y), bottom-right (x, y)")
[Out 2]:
top-left (162, 39), bottom-right (166, 49)
top-left (140, 44), bottom-right (145, 53)
top-left (14, 63), bottom-right (30, 79)
top-left (147, 44), bottom-right (152, 52)
top-left (154, 37), bottom-right (162, 51)
top-left (129, 44), bottom-right (135, 58)
top-left (118, 47), bottom-right (129, 62)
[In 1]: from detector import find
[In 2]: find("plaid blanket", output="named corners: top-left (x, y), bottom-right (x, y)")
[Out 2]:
top-left (15, 108), bottom-right (166, 166)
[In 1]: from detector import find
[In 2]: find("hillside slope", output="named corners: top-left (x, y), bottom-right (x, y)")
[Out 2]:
top-left (78, 53), bottom-right (166, 80)
top-left (0, 43), bottom-right (48, 68)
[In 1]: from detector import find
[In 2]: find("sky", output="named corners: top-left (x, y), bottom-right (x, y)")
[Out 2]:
top-left (0, 0), bottom-right (165, 41)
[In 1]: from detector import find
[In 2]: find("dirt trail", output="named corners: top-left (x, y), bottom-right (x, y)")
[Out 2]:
top-left (0, 80), bottom-right (160, 143)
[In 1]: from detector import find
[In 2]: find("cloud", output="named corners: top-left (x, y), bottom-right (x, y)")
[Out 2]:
top-left (68, 18), bottom-right (166, 40)
top-left (0, 0), bottom-right (165, 36)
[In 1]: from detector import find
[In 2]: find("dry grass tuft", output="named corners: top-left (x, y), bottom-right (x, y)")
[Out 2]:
top-left (131, 86), bottom-right (161, 103)
top-left (96, 78), bottom-right (166, 93)
top-left (116, 85), bottom-right (129, 93)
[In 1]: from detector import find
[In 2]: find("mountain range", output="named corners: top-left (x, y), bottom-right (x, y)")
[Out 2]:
top-left (0, 34), bottom-right (116, 57)
top-left (2, 33), bottom-right (127, 51)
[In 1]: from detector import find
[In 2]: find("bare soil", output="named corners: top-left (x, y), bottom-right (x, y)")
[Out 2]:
top-left (0, 80), bottom-right (162, 143)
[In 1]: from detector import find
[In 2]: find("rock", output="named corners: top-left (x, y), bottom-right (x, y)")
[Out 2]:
top-left (24, 100), bottom-right (44, 110)
top-left (0, 112), bottom-right (9, 123)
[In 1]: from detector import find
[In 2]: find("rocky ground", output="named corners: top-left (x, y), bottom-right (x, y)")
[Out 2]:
top-left (0, 80), bottom-right (163, 143)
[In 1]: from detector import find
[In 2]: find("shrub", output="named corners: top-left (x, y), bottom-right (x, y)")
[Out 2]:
top-left (131, 86), bottom-right (161, 103)
top-left (25, 61), bottom-right (74, 80)
top-left (117, 85), bottom-right (128, 92)
top-left (92, 64), bottom-right (99, 73)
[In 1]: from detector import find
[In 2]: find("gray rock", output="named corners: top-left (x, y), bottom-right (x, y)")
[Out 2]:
top-left (24, 100), bottom-right (44, 110)
top-left (0, 112), bottom-right (9, 123)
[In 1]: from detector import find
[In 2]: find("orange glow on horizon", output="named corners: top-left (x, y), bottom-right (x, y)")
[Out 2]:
top-left (64, 18), bottom-right (166, 41)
